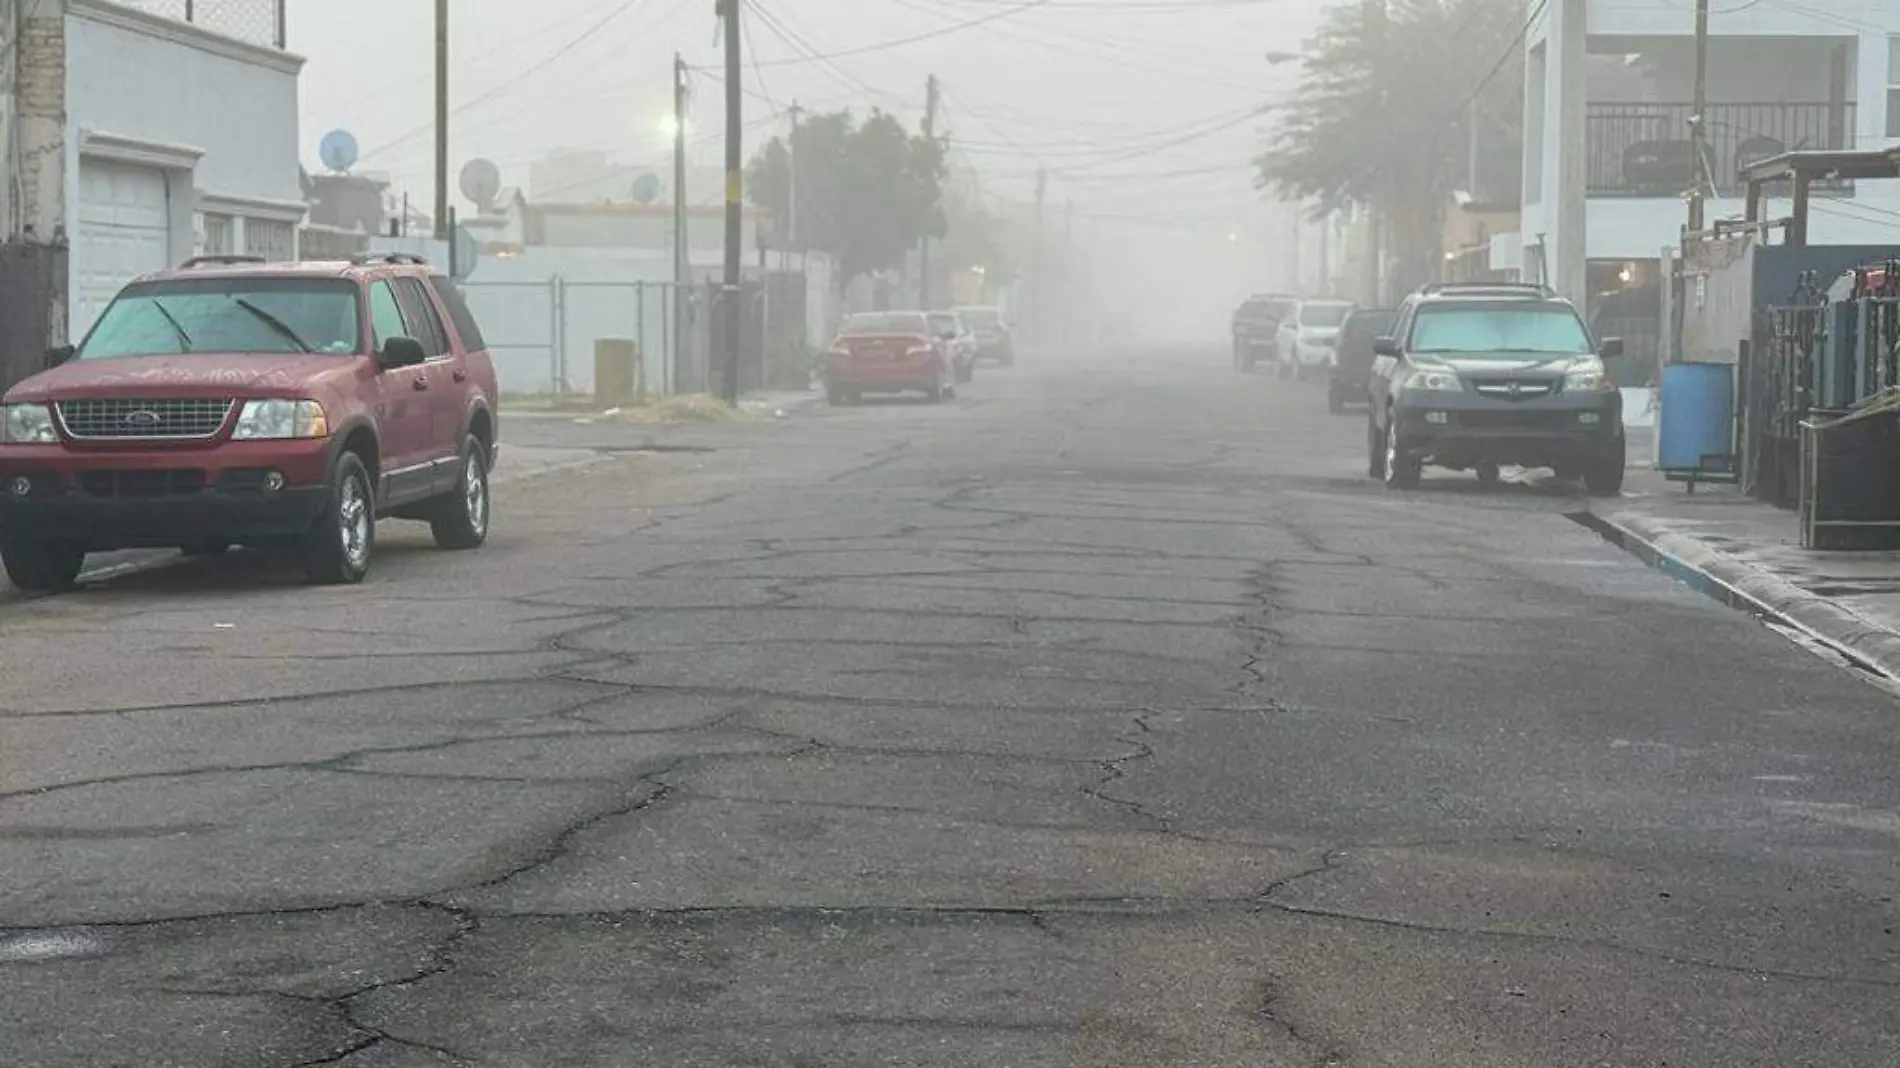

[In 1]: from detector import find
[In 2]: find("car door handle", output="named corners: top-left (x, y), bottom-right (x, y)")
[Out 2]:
top-left (412, 377), bottom-right (429, 391)
top-left (452, 368), bottom-right (468, 383)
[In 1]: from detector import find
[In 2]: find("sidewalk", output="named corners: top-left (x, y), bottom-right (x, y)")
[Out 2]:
top-left (1591, 440), bottom-right (1900, 682)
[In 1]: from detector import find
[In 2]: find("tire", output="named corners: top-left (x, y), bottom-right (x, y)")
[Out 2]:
top-left (1583, 436), bottom-right (1627, 496)
top-left (300, 450), bottom-right (374, 585)
top-left (1383, 417), bottom-right (1421, 489)
top-left (1366, 415), bottom-right (1385, 479)
top-left (827, 387), bottom-right (845, 406)
top-left (1327, 387), bottom-right (1345, 415)
top-left (1476, 462), bottom-right (1501, 489)
top-left (430, 436), bottom-right (491, 550)
top-left (2, 542), bottom-right (85, 592)
top-left (925, 365), bottom-right (949, 404)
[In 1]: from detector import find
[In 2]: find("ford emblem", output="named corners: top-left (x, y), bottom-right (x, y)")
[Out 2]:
top-left (124, 409), bottom-right (162, 428)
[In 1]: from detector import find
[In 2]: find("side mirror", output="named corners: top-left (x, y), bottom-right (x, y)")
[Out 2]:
top-left (44, 344), bottom-right (75, 369)
top-left (1373, 337), bottom-right (1399, 357)
top-left (379, 336), bottom-right (427, 369)
top-left (1598, 337), bottom-right (1625, 359)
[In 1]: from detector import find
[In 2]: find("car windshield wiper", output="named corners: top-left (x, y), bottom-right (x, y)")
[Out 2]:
top-left (150, 299), bottom-right (192, 350)
top-left (231, 298), bottom-right (313, 353)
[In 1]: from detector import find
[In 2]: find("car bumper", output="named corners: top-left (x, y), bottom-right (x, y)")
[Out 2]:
top-left (827, 357), bottom-right (940, 391)
top-left (0, 438), bottom-right (334, 549)
top-left (1394, 391), bottom-right (1622, 465)
top-left (1291, 345), bottom-right (1335, 366)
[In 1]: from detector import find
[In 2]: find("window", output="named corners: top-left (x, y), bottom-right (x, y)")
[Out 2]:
top-left (840, 313), bottom-right (931, 336)
top-left (200, 213), bottom-right (233, 255)
top-left (79, 278), bottom-right (361, 358)
top-left (392, 277), bottom-right (449, 357)
top-left (1298, 302), bottom-right (1353, 328)
top-left (244, 218), bottom-right (295, 261)
top-left (1889, 37), bottom-right (1900, 138)
top-left (1408, 304), bottom-right (1592, 356)
top-left (428, 275), bottom-right (488, 351)
top-left (369, 280), bottom-right (407, 352)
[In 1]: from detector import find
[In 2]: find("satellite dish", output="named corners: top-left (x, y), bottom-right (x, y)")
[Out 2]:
top-left (459, 158), bottom-right (502, 208)
top-left (318, 130), bottom-right (358, 173)
top-left (631, 172), bottom-right (662, 205)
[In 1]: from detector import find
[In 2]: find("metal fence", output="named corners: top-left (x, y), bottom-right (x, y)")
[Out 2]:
top-left (1746, 302), bottom-right (1822, 508)
top-left (116, 0), bottom-right (286, 47)
top-left (1586, 102), bottom-right (1855, 197)
top-left (461, 278), bottom-right (689, 398)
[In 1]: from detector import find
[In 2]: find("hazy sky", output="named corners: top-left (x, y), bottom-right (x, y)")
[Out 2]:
top-left (291, 0), bottom-right (1331, 318)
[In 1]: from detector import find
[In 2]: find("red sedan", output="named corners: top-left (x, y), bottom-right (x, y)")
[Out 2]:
top-left (824, 312), bottom-right (957, 405)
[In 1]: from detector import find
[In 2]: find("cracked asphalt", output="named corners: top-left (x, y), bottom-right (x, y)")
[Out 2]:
top-left (3, 346), bottom-right (1898, 1067)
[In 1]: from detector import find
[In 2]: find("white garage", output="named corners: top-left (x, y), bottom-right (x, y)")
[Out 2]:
top-left (72, 159), bottom-right (174, 339)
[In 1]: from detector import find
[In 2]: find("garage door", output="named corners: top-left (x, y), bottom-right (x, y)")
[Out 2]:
top-left (74, 160), bottom-right (172, 339)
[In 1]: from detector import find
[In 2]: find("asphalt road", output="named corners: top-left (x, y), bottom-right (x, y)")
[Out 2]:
top-left (3, 347), bottom-right (1897, 1067)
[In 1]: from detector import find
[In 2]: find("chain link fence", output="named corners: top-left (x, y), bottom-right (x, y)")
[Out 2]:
top-left (116, 0), bottom-right (285, 48)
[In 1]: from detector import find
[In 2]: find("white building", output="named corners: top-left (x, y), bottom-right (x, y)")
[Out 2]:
top-left (65, 0), bottom-right (303, 336)
top-left (1517, 0), bottom-right (1900, 306)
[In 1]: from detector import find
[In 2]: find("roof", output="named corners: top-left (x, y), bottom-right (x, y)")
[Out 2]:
top-left (1739, 148), bottom-right (1900, 185)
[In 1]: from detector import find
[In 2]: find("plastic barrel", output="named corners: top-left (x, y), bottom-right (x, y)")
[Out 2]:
top-left (1657, 362), bottom-right (1734, 471)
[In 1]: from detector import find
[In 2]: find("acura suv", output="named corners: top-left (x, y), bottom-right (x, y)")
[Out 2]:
top-left (0, 253), bottom-right (500, 590)
top-left (1366, 283), bottom-right (1625, 494)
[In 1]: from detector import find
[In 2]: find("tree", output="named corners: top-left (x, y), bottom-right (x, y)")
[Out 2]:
top-left (1256, 0), bottom-right (1524, 295)
top-left (933, 170), bottom-right (1018, 298)
top-left (747, 109), bottom-right (946, 292)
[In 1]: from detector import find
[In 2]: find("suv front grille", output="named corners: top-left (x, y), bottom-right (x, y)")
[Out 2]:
top-left (55, 399), bottom-right (236, 439)
top-left (1469, 378), bottom-right (1555, 400)
top-left (76, 469), bottom-right (207, 497)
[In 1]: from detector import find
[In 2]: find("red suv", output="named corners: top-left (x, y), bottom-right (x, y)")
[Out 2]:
top-left (0, 253), bottom-right (500, 590)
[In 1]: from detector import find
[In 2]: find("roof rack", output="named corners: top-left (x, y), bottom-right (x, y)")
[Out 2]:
top-left (1418, 281), bottom-right (1556, 298)
top-left (349, 252), bottom-right (430, 266)
top-left (179, 254), bottom-right (266, 268)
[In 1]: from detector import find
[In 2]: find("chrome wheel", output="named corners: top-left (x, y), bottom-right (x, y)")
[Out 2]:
top-left (338, 471), bottom-right (370, 570)
top-left (464, 452), bottom-right (489, 536)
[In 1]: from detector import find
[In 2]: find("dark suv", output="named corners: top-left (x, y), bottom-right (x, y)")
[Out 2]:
top-left (1366, 283), bottom-right (1625, 494)
top-left (0, 253), bottom-right (500, 590)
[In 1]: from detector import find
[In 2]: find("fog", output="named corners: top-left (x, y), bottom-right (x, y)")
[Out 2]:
top-left (291, 0), bottom-right (1331, 345)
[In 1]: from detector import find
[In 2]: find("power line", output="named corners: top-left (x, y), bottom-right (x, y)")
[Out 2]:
top-left (740, 4), bottom-right (782, 118)
top-left (356, 0), bottom-right (653, 164)
top-left (746, 0), bottom-right (904, 107)
top-left (750, 0), bottom-right (1055, 67)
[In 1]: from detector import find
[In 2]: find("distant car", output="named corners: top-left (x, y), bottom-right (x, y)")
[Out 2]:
top-left (953, 306), bottom-right (1014, 366)
top-left (825, 311), bottom-right (957, 405)
top-left (1274, 298), bottom-right (1354, 381)
top-left (0, 253), bottom-right (500, 590)
top-left (1366, 282), bottom-right (1625, 493)
top-left (1328, 307), bottom-right (1397, 414)
top-left (1232, 294), bottom-right (1296, 372)
top-left (928, 311), bottom-right (978, 385)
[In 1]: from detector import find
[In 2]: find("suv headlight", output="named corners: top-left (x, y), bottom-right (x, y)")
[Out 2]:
top-left (1563, 360), bottom-right (1615, 392)
top-left (233, 399), bottom-right (329, 440)
top-left (1400, 368), bottom-right (1462, 392)
top-left (0, 403), bottom-right (57, 444)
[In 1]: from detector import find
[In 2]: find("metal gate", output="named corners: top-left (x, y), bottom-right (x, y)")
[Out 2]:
top-left (1746, 302), bottom-right (1823, 508)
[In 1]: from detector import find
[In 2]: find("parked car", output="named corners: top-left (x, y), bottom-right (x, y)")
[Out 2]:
top-left (1274, 298), bottom-right (1354, 381)
top-left (1366, 282), bottom-right (1625, 494)
top-left (953, 306), bottom-right (1015, 366)
top-left (928, 311), bottom-right (979, 385)
top-left (1328, 307), bottom-right (1397, 414)
top-left (825, 311), bottom-right (957, 405)
top-left (1232, 293), bottom-right (1296, 372)
top-left (0, 252), bottom-right (500, 590)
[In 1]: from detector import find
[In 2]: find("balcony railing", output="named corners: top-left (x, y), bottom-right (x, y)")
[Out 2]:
top-left (116, 0), bottom-right (286, 49)
top-left (1586, 102), bottom-right (1856, 197)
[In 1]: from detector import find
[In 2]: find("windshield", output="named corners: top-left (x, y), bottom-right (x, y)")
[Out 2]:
top-left (1299, 302), bottom-right (1352, 328)
top-left (928, 314), bottom-right (959, 335)
top-left (1341, 310), bottom-right (1397, 341)
top-left (1409, 304), bottom-right (1593, 355)
top-left (78, 278), bottom-right (361, 358)
top-left (841, 313), bottom-right (930, 336)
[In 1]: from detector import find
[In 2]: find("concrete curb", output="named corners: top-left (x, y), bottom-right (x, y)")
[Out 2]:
top-left (1585, 510), bottom-right (1900, 683)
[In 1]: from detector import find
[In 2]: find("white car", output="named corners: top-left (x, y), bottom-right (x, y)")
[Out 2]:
top-left (1275, 299), bottom-right (1356, 381)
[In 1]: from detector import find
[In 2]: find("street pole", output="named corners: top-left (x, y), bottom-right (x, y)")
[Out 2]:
top-left (720, 0), bottom-right (743, 403)
top-left (673, 52), bottom-right (689, 395)
top-left (1366, 0), bottom-right (1386, 303)
top-left (1687, 0), bottom-right (1710, 233)
top-left (433, 0), bottom-right (448, 240)
top-left (1063, 198), bottom-right (1074, 344)
top-left (1032, 168), bottom-right (1047, 349)
top-left (786, 102), bottom-right (802, 274)
top-left (1288, 202), bottom-right (1301, 293)
top-left (1318, 212), bottom-right (1330, 295)
top-left (920, 75), bottom-right (940, 309)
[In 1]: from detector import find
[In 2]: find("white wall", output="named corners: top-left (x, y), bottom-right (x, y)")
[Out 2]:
top-left (1587, 191), bottom-right (1900, 261)
top-left (1589, 0), bottom-right (1894, 37)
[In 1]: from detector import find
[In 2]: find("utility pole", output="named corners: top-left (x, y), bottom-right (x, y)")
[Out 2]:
top-left (433, 0), bottom-right (449, 240)
top-left (786, 102), bottom-right (802, 273)
top-left (1032, 168), bottom-right (1047, 349)
top-left (1288, 203), bottom-right (1302, 293)
top-left (719, 0), bottom-right (743, 403)
top-left (1365, 0), bottom-right (1386, 303)
top-left (1686, 0), bottom-right (1710, 233)
top-left (673, 52), bottom-right (689, 394)
top-left (1318, 212), bottom-right (1331, 294)
top-left (919, 75), bottom-right (940, 309)
top-left (1063, 198), bottom-right (1074, 344)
